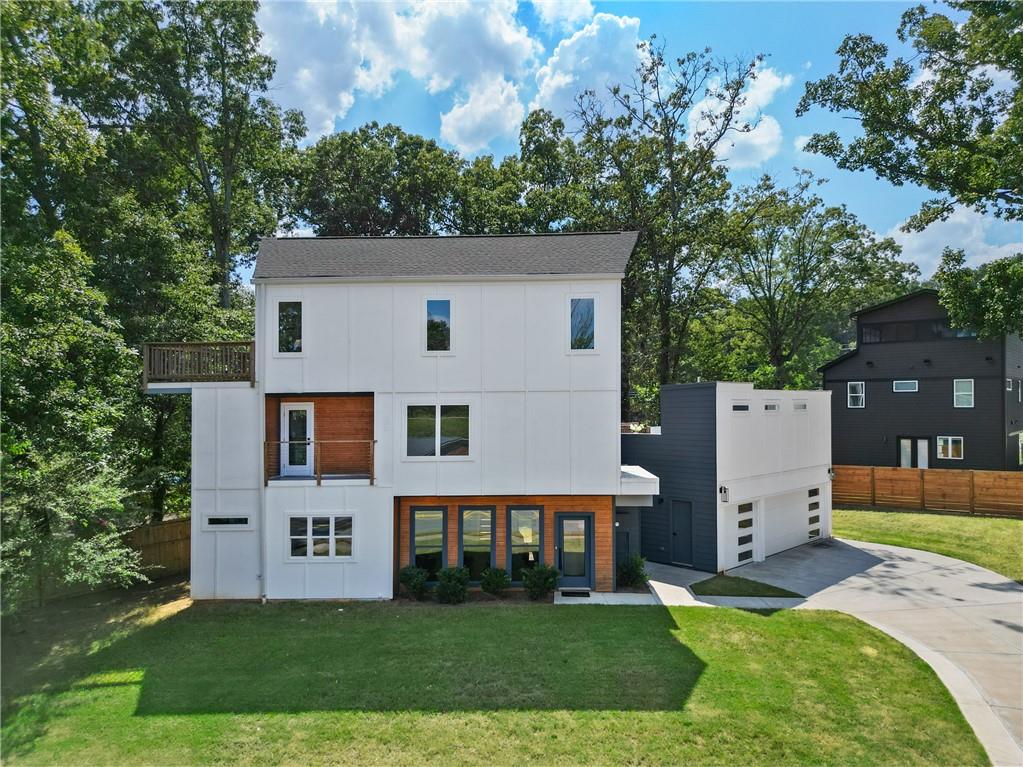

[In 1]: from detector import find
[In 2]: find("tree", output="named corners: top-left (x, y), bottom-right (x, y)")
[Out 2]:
top-left (934, 249), bottom-right (1023, 337)
top-left (725, 174), bottom-right (918, 388)
top-left (574, 41), bottom-right (762, 416)
top-left (797, 1), bottom-right (1021, 230)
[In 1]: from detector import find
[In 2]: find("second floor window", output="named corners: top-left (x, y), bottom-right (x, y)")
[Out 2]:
top-left (953, 379), bottom-right (974, 408)
top-left (425, 298), bottom-right (451, 352)
top-left (278, 301), bottom-right (302, 353)
top-left (847, 381), bottom-right (865, 408)
top-left (406, 404), bottom-right (469, 457)
top-left (570, 297), bottom-right (595, 350)
top-left (893, 380), bottom-right (918, 393)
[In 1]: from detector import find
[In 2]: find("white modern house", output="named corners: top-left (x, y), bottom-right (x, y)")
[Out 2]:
top-left (144, 232), bottom-right (659, 599)
top-left (619, 382), bottom-right (833, 572)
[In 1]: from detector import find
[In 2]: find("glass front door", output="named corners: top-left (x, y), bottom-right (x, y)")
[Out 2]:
top-left (557, 515), bottom-right (592, 588)
top-left (281, 404), bottom-right (313, 475)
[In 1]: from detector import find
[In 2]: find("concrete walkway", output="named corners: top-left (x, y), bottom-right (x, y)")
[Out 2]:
top-left (643, 539), bottom-right (1023, 767)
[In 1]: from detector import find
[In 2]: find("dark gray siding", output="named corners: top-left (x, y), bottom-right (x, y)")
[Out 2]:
top-left (824, 291), bottom-right (1010, 470)
top-left (1005, 335), bottom-right (1023, 469)
top-left (620, 383), bottom-right (718, 572)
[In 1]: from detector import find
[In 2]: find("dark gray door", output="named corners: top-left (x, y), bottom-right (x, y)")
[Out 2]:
top-left (670, 500), bottom-right (693, 566)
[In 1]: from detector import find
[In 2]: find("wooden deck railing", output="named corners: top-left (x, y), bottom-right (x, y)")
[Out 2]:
top-left (263, 439), bottom-right (376, 486)
top-left (143, 341), bottom-right (255, 386)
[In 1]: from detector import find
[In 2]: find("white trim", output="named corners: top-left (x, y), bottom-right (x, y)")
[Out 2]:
top-left (892, 380), bottom-right (919, 393)
top-left (421, 294), bottom-right (455, 356)
top-left (953, 378), bottom-right (974, 408)
top-left (280, 402), bottom-right (314, 475)
top-left (565, 294), bottom-right (599, 355)
top-left (937, 435), bottom-right (964, 460)
top-left (284, 512), bottom-right (356, 562)
top-left (273, 297), bottom-right (305, 358)
top-left (847, 381), bottom-right (865, 408)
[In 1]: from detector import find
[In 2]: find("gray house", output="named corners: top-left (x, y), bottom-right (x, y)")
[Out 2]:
top-left (820, 289), bottom-right (1023, 471)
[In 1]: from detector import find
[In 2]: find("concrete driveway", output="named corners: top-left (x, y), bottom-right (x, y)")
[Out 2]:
top-left (721, 539), bottom-right (1023, 767)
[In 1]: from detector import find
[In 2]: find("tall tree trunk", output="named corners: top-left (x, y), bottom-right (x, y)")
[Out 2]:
top-left (214, 233), bottom-right (232, 309)
top-left (149, 406), bottom-right (169, 523)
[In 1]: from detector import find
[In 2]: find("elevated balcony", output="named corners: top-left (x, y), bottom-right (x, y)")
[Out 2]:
top-left (143, 341), bottom-right (255, 392)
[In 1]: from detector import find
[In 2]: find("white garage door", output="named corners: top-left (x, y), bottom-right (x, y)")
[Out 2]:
top-left (762, 489), bottom-right (815, 557)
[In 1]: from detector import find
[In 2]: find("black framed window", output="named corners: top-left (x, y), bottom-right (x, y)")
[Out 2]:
top-left (406, 405), bottom-right (470, 457)
top-left (278, 301), bottom-right (302, 353)
top-left (507, 507), bottom-right (542, 581)
top-left (411, 508), bottom-right (446, 579)
top-left (460, 507), bottom-right (494, 581)
top-left (570, 297), bottom-right (595, 350)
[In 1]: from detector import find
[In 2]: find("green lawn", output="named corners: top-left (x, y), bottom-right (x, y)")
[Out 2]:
top-left (834, 508), bottom-right (1023, 582)
top-left (1, 581), bottom-right (986, 766)
top-left (691, 575), bottom-right (803, 598)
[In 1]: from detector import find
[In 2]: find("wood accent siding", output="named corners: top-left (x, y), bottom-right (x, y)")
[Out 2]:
top-left (398, 495), bottom-right (615, 591)
top-left (265, 394), bottom-right (373, 477)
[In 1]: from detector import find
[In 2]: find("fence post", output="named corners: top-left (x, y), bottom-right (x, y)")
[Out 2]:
top-left (969, 470), bottom-right (975, 514)
top-left (919, 468), bottom-right (925, 510)
top-left (869, 466), bottom-right (875, 506)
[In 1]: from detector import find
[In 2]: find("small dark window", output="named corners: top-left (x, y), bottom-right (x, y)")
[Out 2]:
top-left (732, 403), bottom-right (749, 412)
top-left (208, 516), bottom-right (248, 526)
top-left (738, 550), bottom-right (753, 562)
top-left (809, 515), bottom-right (820, 525)
top-left (738, 518), bottom-right (753, 529)
top-left (738, 502), bottom-right (753, 513)
top-left (808, 488), bottom-right (819, 498)
top-left (738, 534), bottom-right (753, 546)
top-left (426, 299), bottom-right (451, 352)
top-left (809, 501), bottom-right (820, 511)
top-left (809, 529), bottom-right (820, 539)
top-left (278, 301), bottom-right (302, 353)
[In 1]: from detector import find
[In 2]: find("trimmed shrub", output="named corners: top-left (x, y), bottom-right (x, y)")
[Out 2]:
top-left (398, 565), bottom-right (429, 601)
top-left (435, 566), bottom-right (470, 604)
top-left (616, 553), bottom-right (648, 588)
top-left (521, 564), bottom-right (559, 601)
top-left (480, 567), bottom-right (511, 598)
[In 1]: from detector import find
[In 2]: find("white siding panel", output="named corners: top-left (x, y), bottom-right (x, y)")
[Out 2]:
top-left (481, 284), bottom-right (526, 390)
top-left (348, 286), bottom-right (394, 392)
top-left (525, 391), bottom-right (571, 493)
top-left (524, 282), bottom-right (571, 391)
top-left (191, 389), bottom-right (217, 490)
top-left (216, 388), bottom-right (261, 488)
top-left (438, 285), bottom-right (482, 392)
top-left (571, 390), bottom-right (619, 493)
top-left (393, 285), bottom-right (437, 392)
top-left (482, 392), bottom-right (526, 493)
top-left (303, 285), bottom-right (349, 392)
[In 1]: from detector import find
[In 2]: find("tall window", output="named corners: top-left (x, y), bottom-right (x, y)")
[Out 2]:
top-left (847, 381), bottom-right (865, 408)
top-left (508, 508), bottom-right (542, 581)
top-left (937, 436), bottom-right (964, 460)
top-left (953, 379), bottom-right (974, 408)
top-left (425, 299), bottom-right (451, 352)
top-left (570, 297), bottom-right (595, 350)
top-left (278, 301), bottom-right (302, 353)
top-left (406, 405), bottom-right (470, 457)
top-left (412, 508), bottom-right (445, 578)
top-left (460, 508), bottom-right (493, 580)
top-left (289, 515), bottom-right (352, 558)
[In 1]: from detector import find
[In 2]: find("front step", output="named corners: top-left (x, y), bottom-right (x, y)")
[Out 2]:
top-left (557, 588), bottom-right (591, 598)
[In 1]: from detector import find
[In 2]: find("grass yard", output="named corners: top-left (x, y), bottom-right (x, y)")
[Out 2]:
top-left (834, 508), bottom-right (1023, 582)
top-left (690, 575), bottom-right (803, 598)
top-left (1, 581), bottom-right (986, 767)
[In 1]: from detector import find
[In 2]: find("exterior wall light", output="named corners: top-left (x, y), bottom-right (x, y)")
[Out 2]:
top-left (719, 485), bottom-right (729, 502)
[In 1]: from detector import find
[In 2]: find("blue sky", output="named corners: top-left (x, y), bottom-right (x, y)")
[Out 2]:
top-left (256, 1), bottom-right (1021, 278)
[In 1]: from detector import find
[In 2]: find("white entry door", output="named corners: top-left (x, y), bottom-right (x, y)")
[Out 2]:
top-left (281, 403), bottom-right (314, 476)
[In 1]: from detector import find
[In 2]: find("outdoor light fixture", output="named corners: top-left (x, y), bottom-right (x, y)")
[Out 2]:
top-left (866, 360), bottom-right (874, 367)
top-left (828, 467), bottom-right (836, 480)
top-left (719, 485), bottom-right (729, 502)
top-left (923, 358), bottom-right (932, 365)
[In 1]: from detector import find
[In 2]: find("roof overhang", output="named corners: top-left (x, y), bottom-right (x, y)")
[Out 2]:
top-left (252, 272), bottom-right (625, 285)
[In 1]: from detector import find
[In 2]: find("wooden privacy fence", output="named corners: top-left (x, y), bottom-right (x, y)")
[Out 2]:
top-left (833, 465), bottom-right (1023, 517)
top-left (125, 517), bottom-right (191, 577)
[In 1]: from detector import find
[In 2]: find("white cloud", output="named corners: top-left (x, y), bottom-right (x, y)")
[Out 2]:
top-left (886, 206), bottom-right (1022, 276)
top-left (532, 0), bottom-right (594, 30)
top-left (440, 78), bottom-right (526, 153)
top-left (688, 65), bottom-right (794, 170)
top-left (531, 13), bottom-right (644, 117)
top-left (794, 134), bottom-right (811, 152)
top-left (259, 0), bottom-right (540, 144)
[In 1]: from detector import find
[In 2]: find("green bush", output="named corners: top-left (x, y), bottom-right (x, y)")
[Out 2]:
top-left (521, 564), bottom-right (559, 600)
top-left (398, 565), bottom-right (430, 600)
top-left (435, 566), bottom-right (470, 604)
top-left (616, 554), bottom-right (648, 588)
top-left (480, 567), bottom-right (510, 598)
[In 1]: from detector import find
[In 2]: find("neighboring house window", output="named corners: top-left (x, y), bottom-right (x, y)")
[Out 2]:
top-left (793, 400), bottom-right (808, 411)
top-left (847, 382), bottom-right (865, 408)
top-left (953, 379), bottom-right (974, 408)
top-left (937, 436), bottom-right (964, 460)
top-left (507, 507), bottom-right (542, 581)
top-left (278, 301), bottom-right (302, 353)
top-left (411, 507), bottom-right (445, 578)
top-left (288, 515), bottom-right (353, 558)
top-left (425, 298), bottom-right (451, 352)
top-left (460, 507), bottom-right (494, 581)
top-left (893, 380), bottom-right (918, 393)
top-left (764, 401), bottom-right (780, 412)
top-left (406, 405), bottom-right (470, 457)
top-left (569, 297), bottom-right (595, 350)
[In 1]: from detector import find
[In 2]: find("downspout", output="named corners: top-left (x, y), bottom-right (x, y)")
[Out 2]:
top-left (257, 282), bottom-right (269, 603)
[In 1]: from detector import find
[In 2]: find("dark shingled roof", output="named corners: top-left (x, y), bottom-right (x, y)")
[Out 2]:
top-left (253, 231), bottom-right (638, 280)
